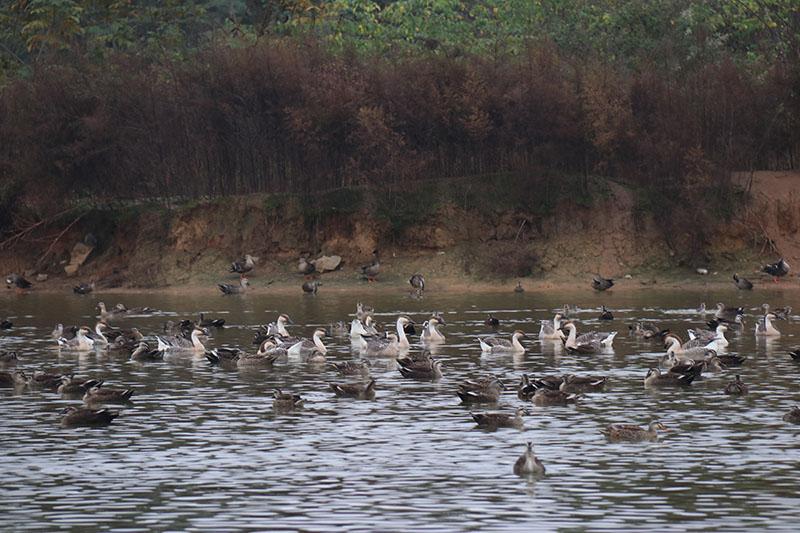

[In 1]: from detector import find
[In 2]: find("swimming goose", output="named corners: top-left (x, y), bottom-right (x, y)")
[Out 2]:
top-left (762, 257), bottom-right (790, 282)
top-left (599, 306), bottom-right (613, 320)
top-left (420, 316), bottom-right (446, 343)
top-left (129, 342), bottom-right (164, 361)
top-left (230, 254), bottom-right (258, 274)
top-left (357, 332), bottom-right (400, 357)
top-left (755, 313), bottom-right (781, 337)
top-left (485, 314), bottom-right (500, 329)
top-left (5, 273), bottom-right (32, 290)
top-left (73, 282), bottom-right (95, 295)
top-left (273, 389), bottom-right (304, 410)
top-left (592, 274), bottom-right (614, 291)
top-left (398, 354), bottom-right (443, 381)
top-left (0, 318), bottom-right (12, 329)
top-left (517, 375), bottom-right (564, 400)
top-left (57, 376), bottom-right (103, 396)
top-left (471, 408), bottom-right (525, 429)
top-left (514, 281), bottom-right (524, 293)
top-left (763, 303), bottom-right (791, 321)
top-left (531, 389), bottom-right (579, 406)
top-left (733, 274), bottom-right (753, 290)
top-left (561, 322), bottom-right (617, 353)
top-left (0, 350), bottom-right (18, 364)
top-left (350, 315), bottom-right (378, 340)
top-left (356, 302), bottom-right (374, 322)
top-left (538, 313), bottom-right (564, 340)
top-left (513, 442), bottom-right (545, 477)
top-left (644, 367), bottom-right (697, 388)
top-left (84, 385), bottom-right (135, 405)
top-left (562, 304), bottom-right (578, 318)
top-left (783, 406), bottom-right (800, 424)
top-left (710, 351), bottom-right (746, 367)
top-left (302, 280), bottom-right (321, 294)
top-left (687, 324), bottom-right (728, 348)
top-left (32, 370), bottom-right (67, 390)
top-left (219, 276), bottom-right (250, 295)
top-left (57, 326), bottom-right (95, 351)
top-left (273, 314), bottom-right (295, 338)
top-left (156, 326), bottom-right (208, 352)
top-left (602, 421), bottom-right (668, 442)
top-left (723, 375), bottom-right (749, 395)
top-left (0, 370), bottom-right (29, 387)
top-left (559, 374), bottom-right (607, 393)
top-left (113, 303), bottom-right (155, 315)
top-left (697, 302), bottom-right (707, 314)
top-left (359, 250), bottom-right (380, 282)
top-left (198, 313), bottom-right (225, 328)
top-left (393, 316), bottom-right (414, 349)
top-left (663, 335), bottom-right (716, 361)
top-left (60, 406), bottom-right (119, 428)
top-left (478, 330), bottom-right (526, 354)
top-left (205, 343), bottom-right (283, 367)
top-left (330, 379), bottom-right (376, 400)
top-left (715, 303), bottom-right (744, 323)
top-left (287, 328), bottom-right (328, 358)
top-left (332, 360), bottom-right (371, 377)
top-left (409, 274), bottom-right (425, 296)
top-left (96, 302), bottom-right (125, 321)
top-left (457, 377), bottom-right (505, 403)
top-left (628, 322), bottom-right (664, 340)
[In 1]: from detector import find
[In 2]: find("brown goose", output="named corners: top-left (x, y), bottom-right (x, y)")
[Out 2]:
top-left (359, 250), bottom-right (380, 282)
top-left (513, 442), bottom-right (546, 477)
top-left (456, 377), bottom-right (504, 403)
top-left (397, 355), bottom-right (443, 381)
top-left (218, 276), bottom-right (250, 295)
top-left (61, 406), bottom-right (119, 428)
top-left (602, 421), bottom-right (669, 442)
top-left (330, 379), bottom-right (376, 400)
top-left (471, 408), bottom-right (525, 429)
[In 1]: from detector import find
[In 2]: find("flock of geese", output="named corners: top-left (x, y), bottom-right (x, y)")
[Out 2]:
top-left (3, 288), bottom-right (800, 478)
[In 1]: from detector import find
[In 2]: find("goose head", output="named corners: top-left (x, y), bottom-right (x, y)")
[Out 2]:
top-left (278, 314), bottom-right (293, 326)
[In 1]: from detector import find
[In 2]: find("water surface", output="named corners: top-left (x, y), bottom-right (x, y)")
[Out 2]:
top-left (2, 288), bottom-right (800, 531)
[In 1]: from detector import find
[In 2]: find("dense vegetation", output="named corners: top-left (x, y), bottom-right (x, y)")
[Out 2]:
top-left (1, 1), bottom-right (799, 253)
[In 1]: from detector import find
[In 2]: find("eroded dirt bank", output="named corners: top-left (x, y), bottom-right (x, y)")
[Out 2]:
top-left (2, 172), bottom-right (799, 294)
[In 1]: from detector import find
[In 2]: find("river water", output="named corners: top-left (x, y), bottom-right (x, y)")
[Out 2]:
top-left (2, 288), bottom-right (799, 531)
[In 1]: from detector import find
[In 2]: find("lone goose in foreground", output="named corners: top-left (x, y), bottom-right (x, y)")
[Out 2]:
top-left (755, 313), bottom-right (781, 337)
top-left (561, 322), bottom-right (617, 353)
top-left (5, 273), bottom-right (32, 290)
top-left (538, 313), bottom-right (564, 340)
top-left (359, 250), bottom-right (380, 282)
top-left (644, 367), bottom-right (697, 388)
top-left (456, 377), bottom-right (504, 403)
top-left (330, 379), bottom-right (376, 400)
top-left (602, 421), bottom-right (669, 442)
top-left (592, 275), bottom-right (614, 291)
top-left (733, 274), bottom-right (753, 290)
top-left (513, 442), bottom-right (546, 477)
top-left (762, 257), bottom-right (790, 282)
top-left (57, 326), bottom-right (95, 352)
top-left (783, 406), bottom-right (800, 424)
top-left (60, 406), bottom-right (119, 428)
top-left (723, 375), bottom-right (749, 395)
top-left (409, 274), bottom-right (425, 296)
top-left (287, 329), bottom-right (328, 358)
top-left (230, 254), bottom-right (257, 274)
top-left (218, 276), bottom-right (250, 295)
top-left (420, 316), bottom-right (446, 343)
top-left (302, 280), bottom-right (321, 294)
top-left (273, 389), bottom-right (304, 410)
top-left (471, 408), bottom-right (525, 429)
top-left (73, 282), bottom-right (95, 295)
top-left (477, 330), bottom-right (526, 354)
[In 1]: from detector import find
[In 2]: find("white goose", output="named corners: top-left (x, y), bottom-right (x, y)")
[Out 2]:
top-left (421, 316), bottom-right (446, 343)
top-left (686, 324), bottom-right (728, 348)
top-left (287, 329), bottom-right (328, 358)
top-left (755, 313), bottom-right (781, 337)
top-left (395, 316), bottom-right (414, 349)
top-left (57, 326), bottom-right (95, 352)
top-left (156, 326), bottom-right (208, 353)
top-left (538, 313), bottom-right (564, 340)
top-left (561, 322), bottom-right (616, 353)
top-left (663, 335), bottom-right (717, 359)
top-left (478, 330), bottom-right (526, 354)
top-left (350, 315), bottom-right (378, 340)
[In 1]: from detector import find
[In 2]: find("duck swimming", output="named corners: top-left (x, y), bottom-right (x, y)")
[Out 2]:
top-left (513, 442), bottom-right (545, 477)
top-left (471, 408), bottom-right (525, 430)
top-left (602, 421), bottom-right (668, 442)
top-left (60, 406), bottom-right (119, 428)
top-left (457, 376), bottom-right (505, 403)
top-left (330, 378), bottom-right (376, 400)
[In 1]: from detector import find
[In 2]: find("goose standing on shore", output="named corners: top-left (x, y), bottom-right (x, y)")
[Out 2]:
top-left (409, 274), bottom-right (425, 297)
top-left (762, 258), bottom-right (790, 282)
top-left (733, 274), bottom-right (753, 290)
top-left (478, 330), bottom-right (527, 354)
top-left (592, 275), bottom-right (614, 291)
top-left (218, 276), bottom-right (249, 295)
top-left (360, 250), bottom-right (380, 282)
top-left (561, 322), bottom-right (616, 353)
top-left (230, 254), bottom-right (257, 274)
top-left (5, 273), bottom-right (32, 290)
